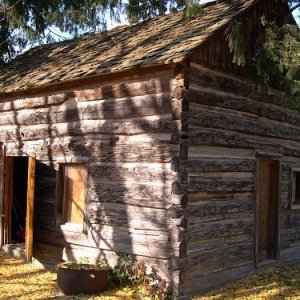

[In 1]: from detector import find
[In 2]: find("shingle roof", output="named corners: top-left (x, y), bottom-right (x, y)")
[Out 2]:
top-left (0, 0), bottom-right (256, 94)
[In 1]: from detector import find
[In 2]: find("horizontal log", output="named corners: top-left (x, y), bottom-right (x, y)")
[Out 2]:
top-left (74, 75), bottom-right (173, 102)
top-left (0, 93), bottom-right (71, 112)
top-left (281, 212), bottom-right (300, 228)
top-left (183, 240), bottom-right (253, 271)
top-left (61, 244), bottom-right (171, 277)
top-left (183, 158), bottom-right (255, 172)
top-left (87, 202), bottom-right (184, 230)
top-left (182, 262), bottom-right (253, 297)
top-left (5, 134), bottom-right (175, 160)
top-left (189, 63), bottom-right (282, 106)
top-left (187, 86), bottom-right (300, 127)
top-left (1, 115), bottom-right (175, 142)
top-left (280, 245), bottom-right (300, 264)
top-left (184, 234), bottom-right (252, 252)
top-left (87, 181), bottom-right (173, 208)
top-left (185, 106), bottom-right (300, 142)
top-left (1, 74), bottom-right (173, 111)
top-left (0, 93), bottom-right (172, 126)
top-left (188, 191), bottom-right (253, 203)
top-left (187, 198), bottom-right (253, 218)
top-left (188, 146), bottom-right (255, 159)
top-left (282, 157), bottom-right (300, 166)
top-left (89, 223), bottom-right (169, 240)
top-left (185, 127), bottom-right (300, 157)
top-left (188, 172), bottom-right (254, 193)
top-left (89, 162), bottom-right (177, 182)
top-left (281, 228), bottom-right (300, 244)
top-left (186, 216), bottom-right (254, 244)
top-left (80, 140), bottom-right (179, 163)
top-left (34, 227), bottom-right (181, 259)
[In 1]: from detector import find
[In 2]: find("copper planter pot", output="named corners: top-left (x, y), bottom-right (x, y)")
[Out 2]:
top-left (57, 265), bottom-right (109, 295)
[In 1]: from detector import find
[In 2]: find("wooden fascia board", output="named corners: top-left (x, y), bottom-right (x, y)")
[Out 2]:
top-left (0, 62), bottom-right (178, 101)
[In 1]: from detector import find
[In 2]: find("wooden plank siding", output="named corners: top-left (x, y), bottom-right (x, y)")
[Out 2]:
top-left (2, 69), bottom-right (183, 286)
top-left (179, 62), bottom-right (300, 296)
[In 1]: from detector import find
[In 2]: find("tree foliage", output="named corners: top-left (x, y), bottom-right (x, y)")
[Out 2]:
top-left (0, 0), bottom-right (121, 62)
top-left (0, 0), bottom-right (206, 63)
top-left (225, 1), bottom-right (299, 104)
top-left (126, 0), bottom-right (185, 23)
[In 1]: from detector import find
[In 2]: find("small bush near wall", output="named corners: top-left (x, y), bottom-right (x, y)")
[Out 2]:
top-left (110, 252), bottom-right (171, 299)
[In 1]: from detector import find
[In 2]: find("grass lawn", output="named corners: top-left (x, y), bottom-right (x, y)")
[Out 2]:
top-left (0, 251), bottom-right (300, 299)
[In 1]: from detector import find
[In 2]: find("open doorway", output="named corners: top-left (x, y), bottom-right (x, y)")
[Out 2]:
top-left (2, 156), bottom-right (36, 262)
top-left (11, 157), bottom-right (28, 244)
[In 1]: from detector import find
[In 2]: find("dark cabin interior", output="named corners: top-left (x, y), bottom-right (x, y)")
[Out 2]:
top-left (11, 157), bottom-right (28, 243)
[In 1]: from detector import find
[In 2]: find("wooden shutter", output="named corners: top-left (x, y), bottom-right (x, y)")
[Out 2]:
top-left (63, 164), bottom-right (87, 225)
top-left (25, 156), bottom-right (36, 262)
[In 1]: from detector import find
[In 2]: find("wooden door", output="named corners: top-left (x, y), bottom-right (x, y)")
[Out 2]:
top-left (25, 156), bottom-right (36, 262)
top-left (257, 159), bottom-right (280, 263)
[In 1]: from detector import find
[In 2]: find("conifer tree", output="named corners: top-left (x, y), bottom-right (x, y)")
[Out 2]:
top-left (0, 0), bottom-right (299, 79)
top-left (0, 0), bottom-right (121, 63)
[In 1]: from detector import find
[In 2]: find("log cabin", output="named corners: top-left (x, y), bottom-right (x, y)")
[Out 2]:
top-left (0, 0), bottom-right (299, 298)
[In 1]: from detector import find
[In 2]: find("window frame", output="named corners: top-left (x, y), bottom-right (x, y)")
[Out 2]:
top-left (56, 162), bottom-right (88, 233)
top-left (291, 167), bottom-right (300, 209)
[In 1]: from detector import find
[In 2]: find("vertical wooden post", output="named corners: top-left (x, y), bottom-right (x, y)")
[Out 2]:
top-left (4, 156), bottom-right (13, 245)
top-left (0, 144), bottom-right (5, 248)
top-left (25, 156), bottom-right (36, 262)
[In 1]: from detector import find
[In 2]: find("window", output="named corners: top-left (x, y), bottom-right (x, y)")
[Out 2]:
top-left (57, 164), bottom-right (87, 229)
top-left (291, 168), bottom-right (300, 209)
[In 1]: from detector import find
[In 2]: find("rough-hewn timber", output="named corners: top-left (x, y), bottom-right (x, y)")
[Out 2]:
top-left (179, 62), bottom-right (300, 297)
top-left (2, 70), bottom-right (183, 288)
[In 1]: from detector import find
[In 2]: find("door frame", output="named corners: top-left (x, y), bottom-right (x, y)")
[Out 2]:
top-left (25, 156), bottom-right (36, 262)
top-left (0, 143), bottom-right (5, 248)
top-left (0, 154), bottom-right (36, 262)
top-left (255, 153), bottom-right (281, 266)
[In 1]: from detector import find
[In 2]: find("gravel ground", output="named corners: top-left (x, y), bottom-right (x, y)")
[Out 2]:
top-left (1, 251), bottom-right (300, 299)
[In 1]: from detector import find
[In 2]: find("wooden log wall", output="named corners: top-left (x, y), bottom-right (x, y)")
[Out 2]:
top-left (179, 62), bottom-right (300, 297)
top-left (1, 69), bottom-right (185, 286)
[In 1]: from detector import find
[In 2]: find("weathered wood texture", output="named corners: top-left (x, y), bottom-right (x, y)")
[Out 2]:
top-left (180, 61), bottom-right (300, 296)
top-left (190, 0), bottom-right (286, 77)
top-left (1, 70), bottom-right (184, 283)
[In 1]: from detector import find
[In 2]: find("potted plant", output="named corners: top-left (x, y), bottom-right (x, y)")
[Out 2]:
top-left (57, 259), bottom-right (109, 295)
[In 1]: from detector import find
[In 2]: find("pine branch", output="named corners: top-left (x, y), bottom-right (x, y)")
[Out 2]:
top-left (0, 0), bottom-right (21, 12)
